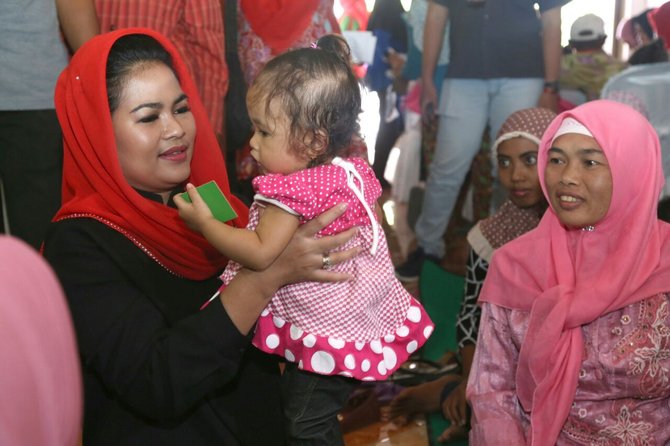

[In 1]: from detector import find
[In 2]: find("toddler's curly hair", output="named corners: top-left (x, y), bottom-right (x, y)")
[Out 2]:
top-left (247, 34), bottom-right (362, 167)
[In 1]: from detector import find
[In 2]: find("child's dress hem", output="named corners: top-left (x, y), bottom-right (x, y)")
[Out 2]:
top-left (252, 300), bottom-right (434, 380)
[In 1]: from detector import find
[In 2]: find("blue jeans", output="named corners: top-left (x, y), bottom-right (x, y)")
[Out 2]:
top-left (415, 78), bottom-right (543, 257)
top-left (281, 362), bottom-right (358, 446)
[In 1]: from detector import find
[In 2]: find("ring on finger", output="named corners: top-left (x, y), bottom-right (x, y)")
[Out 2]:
top-left (322, 254), bottom-right (332, 270)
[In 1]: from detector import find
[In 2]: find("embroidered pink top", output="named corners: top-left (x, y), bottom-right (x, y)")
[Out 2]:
top-left (470, 295), bottom-right (670, 444)
top-left (220, 157), bottom-right (434, 380)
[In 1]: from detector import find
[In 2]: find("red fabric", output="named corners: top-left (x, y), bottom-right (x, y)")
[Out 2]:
top-left (651, 3), bottom-right (670, 49)
top-left (54, 28), bottom-right (248, 280)
top-left (478, 100), bottom-right (670, 445)
top-left (558, 96), bottom-right (577, 112)
top-left (240, 0), bottom-right (320, 54)
top-left (339, 0), bottom-right (369, 31)
top-left (95, 0), bottom-right (228, 135)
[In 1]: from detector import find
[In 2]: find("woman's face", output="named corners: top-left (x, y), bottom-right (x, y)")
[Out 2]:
top-left (497, 137), bottom-right (544, 209)
top-left (112, 62), bottom-right (196, 200)
top-left (544, 133), bottom-right (613, 228)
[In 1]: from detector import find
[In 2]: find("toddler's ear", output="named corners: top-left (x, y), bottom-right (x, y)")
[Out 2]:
top-left (304, 129), bottom-right (329, 160)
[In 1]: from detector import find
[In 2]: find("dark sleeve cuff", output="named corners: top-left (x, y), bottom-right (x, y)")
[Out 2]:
top-left (196, 298), bottom-right (253, 359)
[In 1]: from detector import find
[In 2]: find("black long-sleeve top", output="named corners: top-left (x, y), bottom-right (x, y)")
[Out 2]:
top-left (43, 217), bottom-right (285, 445)
top-left (456, 248), bottom-right (487, 350)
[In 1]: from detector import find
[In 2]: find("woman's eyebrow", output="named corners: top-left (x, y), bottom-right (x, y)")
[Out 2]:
top-left (172, 93), bottom-right (188, 106)
top-left (130, 102), bottom-right (162, 113)
top-left (578, 148), bottom-right (604, 156)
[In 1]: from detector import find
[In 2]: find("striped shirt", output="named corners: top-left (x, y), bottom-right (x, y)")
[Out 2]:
top-left (96, 0), bottom-right (227, 135)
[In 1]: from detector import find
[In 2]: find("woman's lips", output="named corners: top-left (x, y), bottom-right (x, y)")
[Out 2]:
top-left (510, 189), bottom-right (530, 197)
top-left (556, 193), bottom-right (583, 210)
top-left (159, 145), bottom-right (188, 161)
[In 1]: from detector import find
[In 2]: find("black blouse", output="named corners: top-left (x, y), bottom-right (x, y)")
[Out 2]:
top-left (43, 218), bottom-right (285, 445)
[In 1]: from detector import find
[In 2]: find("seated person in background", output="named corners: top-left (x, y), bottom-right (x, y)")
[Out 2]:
top-left (0, 236), bottom-right (82, 446)
top-left (468, 100), bottom-right (670, 444)
top-left (43, 28), bottom-right (358, 445)
top-left (629, 7), bottom-right (669, 65)
top-left (382, 107), bottom-right (555, 442)
top-left (560, 14), bottom-right (626, 106)
top-left (618, 8), bottom-right (655, 50)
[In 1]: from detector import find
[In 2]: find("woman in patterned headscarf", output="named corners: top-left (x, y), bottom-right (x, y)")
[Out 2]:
top-left (384, 107), bottom-right (556, 441)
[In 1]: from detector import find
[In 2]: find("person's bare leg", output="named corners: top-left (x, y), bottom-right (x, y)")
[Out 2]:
top-left (381, 375), bottom-right (461, 424)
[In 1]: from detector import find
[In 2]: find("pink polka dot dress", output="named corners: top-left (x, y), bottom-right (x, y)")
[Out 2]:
top-left (220, 157), bottom-right (434, 380)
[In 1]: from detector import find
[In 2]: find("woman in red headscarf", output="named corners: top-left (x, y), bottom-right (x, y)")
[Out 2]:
top-left (468, 100), bottom-right (670, 445)
top-left (43, 28), bottom-right (358, 445)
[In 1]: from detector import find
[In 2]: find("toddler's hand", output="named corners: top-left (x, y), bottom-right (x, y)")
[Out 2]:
top-left (173, 183), bottom-right (215, 232)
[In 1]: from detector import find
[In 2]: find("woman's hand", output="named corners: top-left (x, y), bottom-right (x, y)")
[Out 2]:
top-left (263, 203), bottom-right (361, 288)
top-left (220, 203), bottom-right (361, 334)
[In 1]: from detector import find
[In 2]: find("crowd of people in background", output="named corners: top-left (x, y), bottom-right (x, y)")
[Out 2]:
top-left (4, 1), bottom-right (670, 445)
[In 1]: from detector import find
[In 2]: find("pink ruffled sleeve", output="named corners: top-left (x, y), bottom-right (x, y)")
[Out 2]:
top-left (252, 173), bottom-right (318, 220)
top-left (467, 302), bottom-right (529, 444)
top-left (251, 158), bottom-right (382, 234)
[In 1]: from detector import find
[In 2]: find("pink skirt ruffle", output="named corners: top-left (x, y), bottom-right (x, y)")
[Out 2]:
top-left (252, 298), bottom-right (434, 381)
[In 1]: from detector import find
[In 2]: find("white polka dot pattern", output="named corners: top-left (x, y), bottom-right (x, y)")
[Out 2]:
top-left (221, 157), bottom-right (434, 380)
top-left (266, 334), bottom-right (279, 349)
top-left (285, 349), bottom-right (295, 362)
top-left (311, 351), bottom-right (336, 374)
top-left (396, 326), bottom-right (409, 337)
top-left (406, 341), bottom-right (418, 354)
top-left (252, 299), bottom-right (433, 380)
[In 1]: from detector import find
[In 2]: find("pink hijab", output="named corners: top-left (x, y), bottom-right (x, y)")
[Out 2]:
top-left (0, 236), bottom-right (82, 445)
top-left (479, 100), bottom-right (670, 444)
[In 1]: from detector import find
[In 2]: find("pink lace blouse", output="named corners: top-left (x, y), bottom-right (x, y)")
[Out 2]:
top-left (468, 294), bottom-right (670, 445)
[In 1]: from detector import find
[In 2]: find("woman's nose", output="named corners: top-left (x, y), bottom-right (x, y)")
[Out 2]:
top-left (559, 161), bottom-right (579, 185)
top-left (162, 115), bottom-right (185, 139)
top-left (511, 164), bottom-right (524, 182)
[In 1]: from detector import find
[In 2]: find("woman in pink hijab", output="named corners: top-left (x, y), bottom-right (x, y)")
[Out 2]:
top-left (0, 236), bottom-right (82, 446)
top-left (467, 100), bottom-right (670, 445)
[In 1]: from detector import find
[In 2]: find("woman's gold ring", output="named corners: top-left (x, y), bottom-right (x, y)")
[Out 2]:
top-left (322, 254), bottom-right (332, 270)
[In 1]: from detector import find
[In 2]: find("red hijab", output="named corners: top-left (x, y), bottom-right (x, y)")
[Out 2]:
top-left (53, 28), bottom-right (248, 280)
top-left (651, 3), bottom-right (670, 49)
top-left (478, 100), bottom-right (670, 444)
top-left (240, 0), bottom-right (321, 54)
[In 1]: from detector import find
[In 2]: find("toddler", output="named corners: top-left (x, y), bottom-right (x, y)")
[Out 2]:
top-left (176, 34), bottom-right (433, 445)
